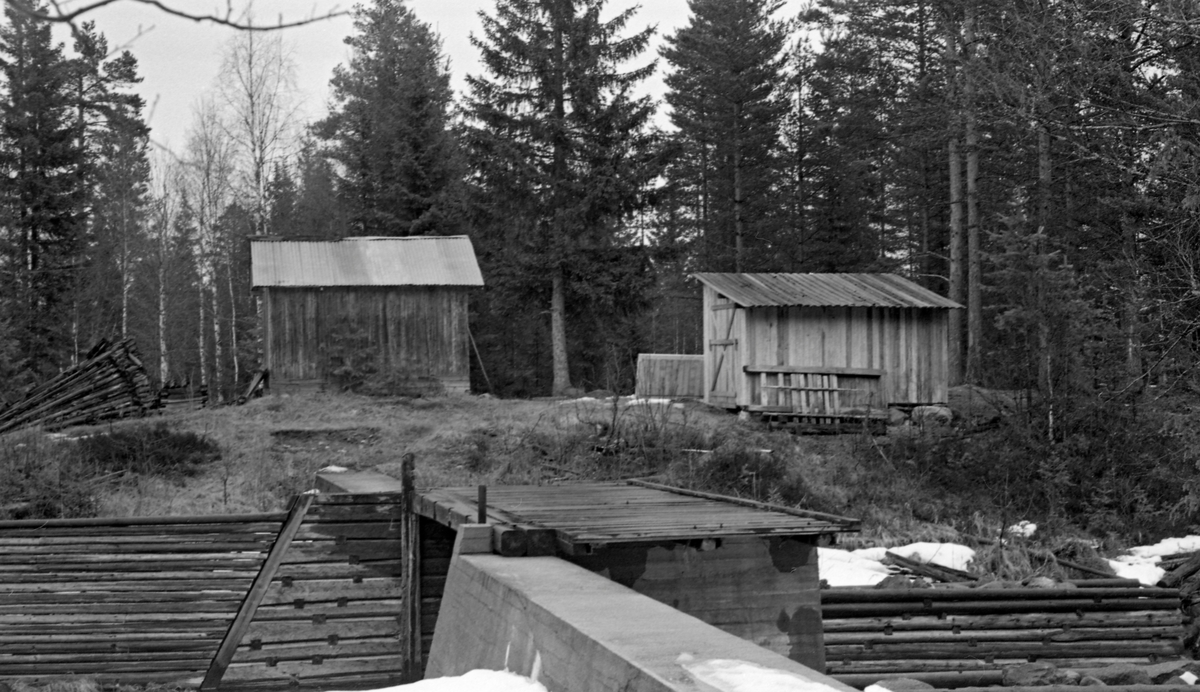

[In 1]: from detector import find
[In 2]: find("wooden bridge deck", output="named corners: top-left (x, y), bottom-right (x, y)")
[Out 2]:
top-left (416, 479), bottom-right (858, 555)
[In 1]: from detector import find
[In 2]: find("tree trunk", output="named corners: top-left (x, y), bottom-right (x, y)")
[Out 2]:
top-left (964, 4), bottom-right (982, 384)
top-left (226, 258), bottom-right (240, 385)
top-left (733, 102), bottom-right (745, 273)
top-left (946, 24), bottom-right (966, 387)
top-left (550, 264), bottom-right (571, 395)
top-left (198, 279), bottom-right (208, 388)
top-left (549, 16), bottom-right (572, 397)
top-left (158, 251), bottom-right (168, 383)
top-left (211, 277), bottom-right (223, 403)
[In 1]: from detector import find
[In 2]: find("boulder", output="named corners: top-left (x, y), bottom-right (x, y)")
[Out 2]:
top-left (1003, 662), bottom-right (1059, 687)
top-left (887, 407), bottom-right (909, 425)
top-left (1054, 669), bottom-right (1083, 685)
top-left (1078, 676), bottom-right (1106, 686)
top-left (1087, 663), bottom-right (1153, 686)
top-left (911, 405), bottom-right (953, 426)
top-left (1144, 661), bottom-right (1200, 684)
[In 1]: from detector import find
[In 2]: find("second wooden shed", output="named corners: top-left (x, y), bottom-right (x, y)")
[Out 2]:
top-left (694, 273), bottom-right (962, 415)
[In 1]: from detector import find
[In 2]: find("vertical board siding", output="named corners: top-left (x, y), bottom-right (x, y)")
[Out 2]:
top-left (707, 292), bottom-right (952, 407)
top-left (265, 287), bottom-right (471, 393)
top-left (635, 354), bottom-right (704, 398)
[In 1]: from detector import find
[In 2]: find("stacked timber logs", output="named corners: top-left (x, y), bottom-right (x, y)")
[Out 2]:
top-left (1157, 550), bottom-right (1200, 654)
top-left (0, 339), bottom-right (156, 434)
top-left (822, 583), bottom-right (1184, 688)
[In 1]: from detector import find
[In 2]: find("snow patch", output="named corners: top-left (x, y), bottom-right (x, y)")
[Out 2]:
top-left (682, 658), bottom-right (846, 692)
top-left (1008, 520), bottom-right (1037, 538)
top-left (854, 542), bottom-right (975, 572)
top-left (1107, 534), bottom-right (1200, 586)
top-left (325, 669), bottom-right (548, 692)
top-left (818, 547), bottom-right (892, 587)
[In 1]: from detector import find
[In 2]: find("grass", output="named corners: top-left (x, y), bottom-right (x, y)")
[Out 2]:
top-left (0, 388), bottom-right (1164, 576)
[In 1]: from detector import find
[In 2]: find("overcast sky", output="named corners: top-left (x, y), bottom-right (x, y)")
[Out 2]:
top-left (61, 0), bottom-right (803, 155)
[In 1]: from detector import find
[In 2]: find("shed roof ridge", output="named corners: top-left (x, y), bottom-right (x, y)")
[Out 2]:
top-left (691, 272), bottom-right (962, 309)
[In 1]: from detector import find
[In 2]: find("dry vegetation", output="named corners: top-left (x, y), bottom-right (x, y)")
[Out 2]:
top-left (5, 386), bottom-right (1192, 567)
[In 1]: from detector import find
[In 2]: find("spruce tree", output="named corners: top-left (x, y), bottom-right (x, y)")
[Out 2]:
top-left (0, 0), bottom-right (86, 383)
top-left (467, 0), bottom-right (661, 395)
top-left (661, 0), bottom-right (790, 272)
top-left (317, 0), bottom-right (462, 236)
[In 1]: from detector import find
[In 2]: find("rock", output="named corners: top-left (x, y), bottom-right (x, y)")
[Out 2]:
top-left (1163, 676), bottom-right (1192, 686)
top-left (1145, 661), bottom-right (1197, 684)
top-left (874, 574), bottom-right (930, 590)
top-left (1003, 662), bottom-right (1059, 686)
top-left (911, 405), bottom-right (953, 426)
top-left (1089, 663), bottom-right (1152, 686)
top-left (1053, 669), bottom-right (1082, 685)
top-left (1078, 676), bottom-right (1106, 686)
top-left (869, 679), bottom-right (935, 692)
top-left (1024, 576), bottom-right (1058, 589)
top-left (887, 407), bottom-right (909, 425)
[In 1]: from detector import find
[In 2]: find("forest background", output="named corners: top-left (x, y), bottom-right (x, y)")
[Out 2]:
top-left (3, 0), bottom-right (1200, 532)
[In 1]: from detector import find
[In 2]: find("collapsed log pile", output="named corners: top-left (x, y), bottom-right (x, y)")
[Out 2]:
top-left (0, 339), bottom-right (156, 434)
top-left (1157, 550), bottom-right (1200, 654)
top-left (822, 584), bottom-right (1184, 688)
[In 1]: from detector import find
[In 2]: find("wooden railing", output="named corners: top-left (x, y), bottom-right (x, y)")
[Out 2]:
top-left (744, 365), bottom-right (884, 420)
top-left (0, 468), bottom-right (418, 690)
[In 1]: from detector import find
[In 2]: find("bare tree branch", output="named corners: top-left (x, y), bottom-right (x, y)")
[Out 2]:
top-left (6, 0), bottom-right (346, 32)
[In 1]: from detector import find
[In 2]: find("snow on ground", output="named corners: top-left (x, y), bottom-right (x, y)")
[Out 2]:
top-left (818, 547), bottom-right (892, 587)
top-left (681, 658), bottom-right (847, 692)
top-left (822, 534), bottom-right (1200, 589)
top-left (327, 670), bottom-right (548, 692)
top-left (1008, 520), bottom-right (1037, 538)
top-left (854, 542), bottom-right (976, 572)
top-left (1107, 535), bottom-right (1200, 585)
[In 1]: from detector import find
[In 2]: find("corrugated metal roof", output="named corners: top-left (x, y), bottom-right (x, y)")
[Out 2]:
top-left (251, 236), bottom-right (484, 288)
top-left (692, 273), bottom-right (963, 309)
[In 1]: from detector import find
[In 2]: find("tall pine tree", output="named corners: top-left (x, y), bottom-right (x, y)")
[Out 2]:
top-left (317, 0), bottom-right (462, 236)
top-left (661, 0), bottom-right (790, 272)
top-left (0, 0), bottom-right (86, 384)
top-left (467, 0), bottom-right (661, 395)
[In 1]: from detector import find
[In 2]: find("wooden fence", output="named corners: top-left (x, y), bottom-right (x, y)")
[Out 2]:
top-left (821, 584), bottom-right (1184, 688)
top-left (635, 353), bottom-right (704, 398)
top-left (0, 467), bottom-right (418, 690)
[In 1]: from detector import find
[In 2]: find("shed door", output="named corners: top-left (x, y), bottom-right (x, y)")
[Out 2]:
top-left (708, 302), bottom-right (739, 407)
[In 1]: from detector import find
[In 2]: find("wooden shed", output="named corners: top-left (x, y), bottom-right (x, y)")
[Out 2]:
top-left (251, 236), bottom-right (484, 394)
top-left (695, 273), bottom-right (962, 416)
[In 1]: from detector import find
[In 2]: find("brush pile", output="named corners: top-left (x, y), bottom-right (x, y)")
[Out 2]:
top-left (0, 339), bottom-right (156, 434)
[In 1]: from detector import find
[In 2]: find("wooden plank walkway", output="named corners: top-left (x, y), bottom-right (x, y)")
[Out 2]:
top-left (417, 480), bottom-right (858, 555)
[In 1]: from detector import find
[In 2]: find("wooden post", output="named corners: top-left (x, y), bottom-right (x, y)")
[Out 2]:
top-left (401, 452), bottom-right (422, 682)
top-left (477, 485), bottom-right (487, 525)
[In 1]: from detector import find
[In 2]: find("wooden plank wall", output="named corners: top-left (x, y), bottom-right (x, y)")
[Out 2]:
top-left (821, 585), bottom-right (1184, 688)
top-left (0, 512), bottom-right (285, 686)
top-left (265, 286), bottom-right (470, 393)
top-left (739, 306), bottom-right (950, 406)
top-left (635, 354), bottom-right (704, 398)
top-left (215, 493), bottom-right (418, 690)
top-left (0, 493), bottom-right (421, 690)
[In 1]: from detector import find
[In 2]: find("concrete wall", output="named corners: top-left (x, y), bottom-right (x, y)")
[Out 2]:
top-left (569, 535), bottom-right (825, 671)
top-left (427, 554), bottom-right (855, 692)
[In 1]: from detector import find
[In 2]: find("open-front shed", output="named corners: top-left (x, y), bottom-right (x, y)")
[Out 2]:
top-left (694, 273), bottom-right (962, 416)
top-left (251, 236), bottom-right (484, 394)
